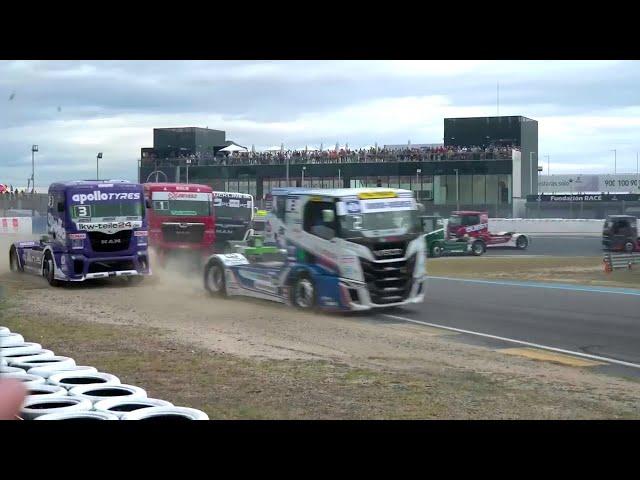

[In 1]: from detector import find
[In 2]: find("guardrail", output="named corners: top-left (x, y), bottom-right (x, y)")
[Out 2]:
top-left (603, 253), bottom-right (640, 272)
top-left (490, 218), bottom-right (605, 234)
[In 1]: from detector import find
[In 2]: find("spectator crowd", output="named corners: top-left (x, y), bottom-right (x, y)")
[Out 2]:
top-left (144, 145), bottom-right (518, 168)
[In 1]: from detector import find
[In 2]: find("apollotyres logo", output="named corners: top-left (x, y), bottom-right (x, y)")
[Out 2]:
top-left (71, 191), bottom-right (141, 204)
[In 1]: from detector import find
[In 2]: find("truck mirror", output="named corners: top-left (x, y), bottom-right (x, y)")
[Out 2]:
top-left (321, 209), bottom-right (335, 223)
top-left (57, 202), bottom-right (65, 212)
top-left (145, 199), bottom-right (152, 209)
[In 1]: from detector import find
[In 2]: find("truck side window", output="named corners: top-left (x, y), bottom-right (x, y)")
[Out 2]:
top-left (303, 201), bottom-right (337, 240)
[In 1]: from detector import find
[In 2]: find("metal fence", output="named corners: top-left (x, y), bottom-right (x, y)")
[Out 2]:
top-left (0, 194), bottom-right (48, 216)
top-left (603, 253), bottom-right (640, 272)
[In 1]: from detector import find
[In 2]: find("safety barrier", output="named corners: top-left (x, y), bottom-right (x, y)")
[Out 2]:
top-left (0, 217), bottom-right (32, 235)
top-left (603, 253), bottom-right (640, 272)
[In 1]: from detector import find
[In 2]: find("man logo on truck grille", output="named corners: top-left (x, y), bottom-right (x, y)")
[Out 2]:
top-left (101, 239), bottom-right (122, 245)
top-left (374, 249), bottom-right (403, 257)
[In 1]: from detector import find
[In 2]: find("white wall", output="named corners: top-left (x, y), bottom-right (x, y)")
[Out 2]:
top-left (489, 218), bottom-right (604, 234)
top-left (0, 217), bottom-right (32, 235)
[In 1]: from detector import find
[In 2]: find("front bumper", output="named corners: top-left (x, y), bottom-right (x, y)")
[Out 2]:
top-left (56, 251), bottom-right (151, 282)
top-left (338, 276), bottom-right (427, 311)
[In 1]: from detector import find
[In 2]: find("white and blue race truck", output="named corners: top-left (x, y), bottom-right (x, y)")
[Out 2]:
top-left (203, 187), bottom-right (426, 312)
top-left (8, 180), bottom-right (151, 286)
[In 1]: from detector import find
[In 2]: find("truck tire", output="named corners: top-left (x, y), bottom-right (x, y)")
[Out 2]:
top-left (26, 384), bottom-right (69, 400)
top-left (121, 406), bottom-right (209, 420)
top-left (21, 396), bottom-right (94, 420)
top-left (27, 365), bottom-right (97, 379)
top-left (93, 397), bottom-right (173, 419)
top-left (48, 371), bottom-right (121, 390)
top-left (0, 372), bottom-right (47, 388)
top-left (10, 355), bottom-right (76, 371)
top-left (0, 333), bottom-right (25, 347)
top-left (204, 258), bottom-right (227, 297)
top-left (0, 326), bottom-right (9, 335)
top-left (430, 244), bottom-right (443, 258)
top-left (35, 410), bottom-right (120, 420)
top-left (68, 384), bottom-right (147, 404)
top-left (471, 240), bottom-right (486, 256)
top-left (9, 246), bottom-right (23, 273)
top-left (5, 350), bottom-right (56, 364)
top-left (516, 236), bottom-right (529, 250)
top-left (1, 342), bottom-right (44, 356)
top-left (291, 272), bottom-right (316, 310)
top-left (43, 252), bottom-right (61, 287)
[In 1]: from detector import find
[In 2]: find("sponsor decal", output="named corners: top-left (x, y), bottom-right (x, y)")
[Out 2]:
top-left (168, 192), bottom-right (198, 200)
top-left (464, 223), bottom-right (488, 233)
top-left (77, 221), bottom-right (142, 231)
top-left (358, 191), bottom-right (397, 199)
top-left (345, 200), bottom-right (361, 213)
top-left (361, 198), bottom-right (414, 212)
top-left (71, 191), bottom-right (141, 204)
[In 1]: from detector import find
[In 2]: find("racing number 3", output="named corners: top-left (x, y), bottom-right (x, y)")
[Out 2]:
top-left (74, 205), bottom-right (91, 217)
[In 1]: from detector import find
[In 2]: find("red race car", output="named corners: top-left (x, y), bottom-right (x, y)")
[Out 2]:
top-left (447, 211), bottom-right (529, 250)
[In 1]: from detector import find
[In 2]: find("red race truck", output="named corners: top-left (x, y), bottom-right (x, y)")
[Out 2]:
top-left (143, 183), bottom-right (216, 265)
top-left (447, 210), bottom-right (529, 250)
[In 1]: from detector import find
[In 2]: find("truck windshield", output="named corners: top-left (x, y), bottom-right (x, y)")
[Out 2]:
top-left (449, 215), bottom-right (479, 227)
top-left (152, 200), bottom-right (211, 216)
top-left (70, 202), bottom-right (144, 219)
top-left (339, 210), bottom-right (420, 238)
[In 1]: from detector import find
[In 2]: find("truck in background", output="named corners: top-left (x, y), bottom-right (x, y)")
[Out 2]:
top-left (447, 210), bottom-right (529, 250)
top-left (203, 188), bottom-right (426, 312)
top-left (421, 215), bottom-right (485, 257)
top-left (143, 183), bottom-right (215, 265)
top-left (8, 180), bottom-right (150, 285)
top-left (602, 215), bottom-right (639, 252)
top-left (212, 192), bottom-right (254, 251)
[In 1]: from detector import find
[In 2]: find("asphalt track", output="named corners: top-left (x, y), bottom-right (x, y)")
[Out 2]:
top-left (484, 235), bottom-right (602, 257)
top-left (380, 276), bottom-right (640, 377)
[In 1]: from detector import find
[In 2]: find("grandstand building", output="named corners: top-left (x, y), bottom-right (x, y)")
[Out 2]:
top-left (139, 116), bottom-right (538, 217)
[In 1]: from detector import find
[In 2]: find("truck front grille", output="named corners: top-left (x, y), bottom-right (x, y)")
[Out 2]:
top-left (88, 231), bottom-right (132, 252)
top-left (359, 254), bottom-right (416, 305)
top-left (161, 223), bottom-right (205, 244)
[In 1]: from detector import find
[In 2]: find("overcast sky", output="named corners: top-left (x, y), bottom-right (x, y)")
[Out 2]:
top-left (2, 60), bottom-right (640, 189)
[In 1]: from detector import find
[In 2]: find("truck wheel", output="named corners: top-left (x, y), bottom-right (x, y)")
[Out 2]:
top-left (43, 252), bottom-right (61, 287)
top-left (204, 259), bottom-right (227, 297)
top-left (9, 246), bottom-right (23, 273)
top-left (471, 240), bottom-right (486, 256)
top-left (430, 244), bottom-right (443, 258)
top-left (291, 273), bottom-right (316, 310)
top-left (624, 241), bottom-right (635, 253)
top-left (516, 236), bottom-right (529, 250)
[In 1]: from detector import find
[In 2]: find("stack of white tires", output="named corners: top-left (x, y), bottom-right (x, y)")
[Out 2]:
top-left (0, 325), bottom-right (208, 420)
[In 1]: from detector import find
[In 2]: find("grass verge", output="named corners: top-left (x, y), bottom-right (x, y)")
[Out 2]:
top-left (2, 300), bottom-right (639, 419)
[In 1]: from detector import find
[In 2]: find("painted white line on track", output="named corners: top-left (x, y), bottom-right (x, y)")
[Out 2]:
top-left (381, 313), bottom-right (640, 370)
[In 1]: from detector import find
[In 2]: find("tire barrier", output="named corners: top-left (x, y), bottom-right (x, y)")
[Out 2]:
top-left (93, 398), bottom-right (173, 419)
top-left (1, 366), bottom-right (26, 375)
top-left (68, 384), bottom-right (147, 404)
top-left (21, 396), bottom-right (94, 420)
top-left (0, 372), bottom-right (47, 388)
top-left (48, 372), bottom-right (120, 390)
top-left (26, 384), bottom-right (69, 400)
top-left (5, 327), bottom-right (209, 420)
top-left (0, 333), bottom-right (26, 347)
top-left (5, 350), bottom-right (56, 363)
top-left (121, 406), bottom-right (210, 420)
top-left (35, 411), bottom-right (119, 421)
top-left (10, 356), bottom-right (76, 371)
top-left (27, 365), bottom-right (98, 379)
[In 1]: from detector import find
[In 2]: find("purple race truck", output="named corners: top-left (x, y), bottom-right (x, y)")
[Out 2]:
top-left (8, 180), bottom-right (151, 286)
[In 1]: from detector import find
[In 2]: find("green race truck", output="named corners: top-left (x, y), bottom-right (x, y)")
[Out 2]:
top-left (420, 215), bottom-right (485, 257)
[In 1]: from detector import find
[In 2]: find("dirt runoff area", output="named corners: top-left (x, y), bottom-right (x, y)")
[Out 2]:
top-left (1, 242), bottom-right (640, 419)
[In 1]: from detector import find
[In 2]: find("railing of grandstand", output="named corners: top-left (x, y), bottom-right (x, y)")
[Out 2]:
top-left (142, 147), bottom-right (517, 168)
